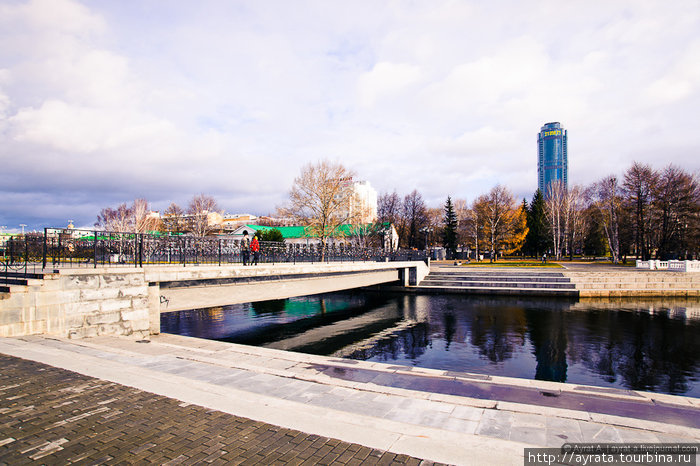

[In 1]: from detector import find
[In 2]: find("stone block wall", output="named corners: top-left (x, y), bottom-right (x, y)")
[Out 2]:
top-left (0, 269), bottom-right (150, 339)
top-left (564, 271), bottom-right (700, 297)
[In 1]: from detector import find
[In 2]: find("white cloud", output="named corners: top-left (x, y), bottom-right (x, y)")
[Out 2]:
top-left (1, 0), bottom-right (699, 229)
top-left (645, 40), bottom-right (700, 104)
top-left (358, 62), bottom-right (423, 107)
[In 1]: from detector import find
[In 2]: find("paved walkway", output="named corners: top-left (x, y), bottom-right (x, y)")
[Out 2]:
top-left (0, 354), bottom-right (434, 465)
top-left (2, 334), bottom-right (700, 465)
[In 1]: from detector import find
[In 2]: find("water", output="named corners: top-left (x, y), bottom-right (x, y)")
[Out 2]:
top-left (161, 292), bottom-right (700, 397)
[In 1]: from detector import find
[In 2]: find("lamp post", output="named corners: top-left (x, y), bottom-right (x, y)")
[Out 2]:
top-left (19, 224), bottom-right (26, 235)
top-left (420, 227), bottom-right (433, 257)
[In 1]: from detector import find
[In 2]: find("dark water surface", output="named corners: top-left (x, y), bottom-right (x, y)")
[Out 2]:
top-left (161, 293), bottom-right (700, 397)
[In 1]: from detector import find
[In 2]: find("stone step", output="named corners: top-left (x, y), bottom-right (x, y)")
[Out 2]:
top-left (426, 274), bottom-right (572, 283)
top-left (419, 279), bottom-right (576, 289)
top-left (0, 286), bottom-right (9, 293)
top-left (431, 270), bottom-right (565, 278)
top-left (0, 277), bottom-right (29, 286)
top-left (415, 284), bottom-right (578, 296)
top-left (1, 271), bottom-right (47, 279)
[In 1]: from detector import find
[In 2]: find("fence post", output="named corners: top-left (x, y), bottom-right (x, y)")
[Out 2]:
top-left (139, 234), bottom-right (144, 267)
top-left (42, 228), bottom-right (48, 269)
top-left (218, 239), bottom-right (222, 266)
top-left (93, 230), bottom-right (98, 268)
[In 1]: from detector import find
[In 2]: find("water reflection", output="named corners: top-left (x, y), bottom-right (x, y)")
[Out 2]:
top-left (161, 293), bottom-right (700, 397)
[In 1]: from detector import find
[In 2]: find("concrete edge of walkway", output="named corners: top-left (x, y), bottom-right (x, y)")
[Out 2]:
top-left (147, 333), bottom-right (700, 410)
top-left (5, 334), bottom-right (700, 441)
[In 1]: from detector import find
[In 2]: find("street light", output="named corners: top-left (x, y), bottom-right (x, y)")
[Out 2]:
top-left (19, 224), bottom-right (26, 235)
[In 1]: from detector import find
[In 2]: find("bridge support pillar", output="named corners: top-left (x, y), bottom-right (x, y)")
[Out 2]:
top-left (398, 267), bottom-right (419, 286)
top-left (148, 283), bottom-right (161, 335)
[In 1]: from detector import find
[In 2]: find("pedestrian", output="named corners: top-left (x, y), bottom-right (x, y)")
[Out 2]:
top-left (241, 231), bottom-right (251, 266)
top-left (251, 234), bottom-right (260, 266)
top-left (542, 253), bottom-right (547, 264)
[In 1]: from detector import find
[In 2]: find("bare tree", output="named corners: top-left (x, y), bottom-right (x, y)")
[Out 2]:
top-left (453, 198), bottom-right (470, 246)
top-left (401, 190), bottom-right (429, 249)
top-left (466, 196), bottom-right (487, 260)
top-left (131, 198), bottom-right (161, 233)
top-left (622, 162), bottom-right (658, 261)
top-left (187, 194), bottom-right (221, 237)
top-left (654, 165), bottom-right (700, 259)
top-left (96, 203), bottom-right (132, 232)
top-left (543, 181), bottom-right (585, 260)
top-left (96, 199), bottom-right (160, 233)
top-left (587, 176), bottom-right (622, 263)
top-left (162, 203), bottom-right (186, 233)
top-left (545, 180), bottom-right (567, 259)
top-left (377, 191), bottom-right (402, 225)
top-left (282, 160), bottom-right (357, 258)
top-left (566, 185), bottom-right (587, 260)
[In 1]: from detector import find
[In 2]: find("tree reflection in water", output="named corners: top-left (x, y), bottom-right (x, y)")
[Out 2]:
top-left (161, 293), bottom-right (700, 396)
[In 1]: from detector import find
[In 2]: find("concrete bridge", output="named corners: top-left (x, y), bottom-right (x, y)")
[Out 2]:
top-left (0, 261), bottom-right (429, 339)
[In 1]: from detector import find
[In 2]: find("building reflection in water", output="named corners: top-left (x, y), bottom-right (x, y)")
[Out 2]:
top-left (161, 293), bottom-right (700, 397)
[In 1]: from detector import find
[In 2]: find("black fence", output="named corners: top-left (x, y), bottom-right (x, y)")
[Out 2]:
top-left (1, 228), bottom-right (428, 277)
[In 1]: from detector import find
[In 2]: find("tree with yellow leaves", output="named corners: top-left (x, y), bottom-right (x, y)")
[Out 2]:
top-left (474, 185), bottom-right (528, 261)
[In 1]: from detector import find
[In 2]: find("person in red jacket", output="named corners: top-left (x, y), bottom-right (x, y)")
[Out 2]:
top-left (250, 235), bottom-right (260, 265)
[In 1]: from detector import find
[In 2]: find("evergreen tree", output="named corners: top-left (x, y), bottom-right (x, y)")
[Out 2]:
top-left (583, 209), bottom-right (608, 257)
top-left (524, 190), bottom-right (551, 258)
top-left (442, 196), bottom-right (458, 259)
top-left (256, 228), bottom-right (284, 243)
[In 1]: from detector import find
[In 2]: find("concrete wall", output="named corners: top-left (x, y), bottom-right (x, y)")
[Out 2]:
top-left (0, 261), bottom-right (429, 339)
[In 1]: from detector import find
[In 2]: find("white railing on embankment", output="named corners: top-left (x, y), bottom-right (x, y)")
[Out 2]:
top-left (636, 260), bottom-right (700, 272)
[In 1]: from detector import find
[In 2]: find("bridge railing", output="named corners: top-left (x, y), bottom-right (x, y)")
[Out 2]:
top-left (1, 228), bottom-right (427, 277)
top-left (636, 259), bottom-right (700, 272)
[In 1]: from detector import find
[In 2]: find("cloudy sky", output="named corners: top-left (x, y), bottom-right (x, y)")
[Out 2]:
top-left (1, 0), bottom-right (699, 232)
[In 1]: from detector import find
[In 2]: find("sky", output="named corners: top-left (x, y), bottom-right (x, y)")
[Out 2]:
top-left (1, 0), bottom-right (699, 232)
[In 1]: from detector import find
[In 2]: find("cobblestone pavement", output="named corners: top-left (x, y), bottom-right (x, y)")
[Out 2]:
top-left (0, 355), bottom-right (441, 465)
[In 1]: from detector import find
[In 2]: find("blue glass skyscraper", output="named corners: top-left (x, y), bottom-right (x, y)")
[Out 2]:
top-left (537, 122), bottom-right (568, 195)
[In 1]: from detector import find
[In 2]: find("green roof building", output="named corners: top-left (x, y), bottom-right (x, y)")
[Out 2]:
top-left (229, 223), bottom-right (398, 250)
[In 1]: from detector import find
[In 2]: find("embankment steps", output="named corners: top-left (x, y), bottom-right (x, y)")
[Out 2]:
top-left (415, 267), bottom-right (700, 297)
top-left (416, 269), bottom-right (577, 296)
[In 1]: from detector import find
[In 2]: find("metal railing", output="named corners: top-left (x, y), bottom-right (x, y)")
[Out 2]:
top-left (1, 228), bottom-right (427, 278)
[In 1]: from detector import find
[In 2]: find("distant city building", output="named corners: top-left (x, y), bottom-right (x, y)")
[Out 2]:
top-left (351, 180), bottom-right (378, 223)
top-left (537, 122), bottom-right (568, 196)
top-left (220, 213), bottom-right (258, 232)
top-left (335, 179), bottom-right (378, 223)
